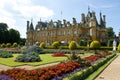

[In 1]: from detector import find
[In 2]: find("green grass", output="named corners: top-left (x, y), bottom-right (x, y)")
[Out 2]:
top-left (0, 54), bottom-right (68, 67)
top-left (86, 54), bottom-right (118, 80)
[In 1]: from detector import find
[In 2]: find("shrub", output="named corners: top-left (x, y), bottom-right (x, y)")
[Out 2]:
top-left (0, 51), bottom-right (13, 58)
top-left (117, 43), bottom-right (120, 52)
top-left (12, 42), bottom-right (18, 47)
top-left (22, 45), bottom-right (44, 54)
top-left (59, 46), bottom-right (69, 49)
top-left (1, 43), bottom-right (6, 48)
top-left (40, 42), bottom-right (45, 48)
top-left (52, 41), bottom-right (60, 49)
top-left (15, 52), bottom-right (41, 62)
top-left (90, 40), bottom-right (101, 49)
top-left (45, 46), bottom-right (55, 49)
top-left (6, 43), bottom-right (11, 48)
top-left (69, 41), bottom-right (77, 50)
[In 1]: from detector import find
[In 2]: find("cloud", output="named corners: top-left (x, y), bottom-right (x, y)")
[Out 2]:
top-left (0, 0), bottom-right (55, 38)
top-left (101, 5), bottom-right (116, 8)
top-left (14, 5), bottom-right (54, 19)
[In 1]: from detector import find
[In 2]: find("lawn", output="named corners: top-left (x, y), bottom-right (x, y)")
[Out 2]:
top-left (0, 54), bottom-right (68, 67)
top-left (0, 52), bottom-right (93, 67)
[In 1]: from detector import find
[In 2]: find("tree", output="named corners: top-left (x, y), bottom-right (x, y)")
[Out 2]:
top-left (9, 28), bottom-right (20, 44)
top-left (0, 23), bottom-right (9, 43)
top-left (19, 38), bottom-right (26, 46)
top-left (106, 27), bottom-right (115, 37)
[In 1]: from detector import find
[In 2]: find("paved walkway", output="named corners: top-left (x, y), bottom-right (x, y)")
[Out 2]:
top-left (95, 53), bottom-right (120, 80)
top-left (0, 62), bottom-right (60, 71)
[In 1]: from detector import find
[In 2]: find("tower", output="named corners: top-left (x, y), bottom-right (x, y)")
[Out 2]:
top-left (89, 11), bottom-right (97, 40)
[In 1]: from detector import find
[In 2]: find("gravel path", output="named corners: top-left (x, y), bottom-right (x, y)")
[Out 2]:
top-left (95, 53), bottom-right (120, 80)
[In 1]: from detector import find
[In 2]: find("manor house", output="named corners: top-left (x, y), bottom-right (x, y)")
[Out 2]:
top-left (26, 9), bottom-right (107, 46)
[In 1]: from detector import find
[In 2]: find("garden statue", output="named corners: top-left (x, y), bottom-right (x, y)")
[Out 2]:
top-left (113, 40), bottom-right (116, 53)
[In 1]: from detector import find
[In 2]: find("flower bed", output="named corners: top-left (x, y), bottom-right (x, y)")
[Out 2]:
top-left (0, 53), bottom-right (113, 80)
top-left (0, 61), bottom-right (80, 80)
top-left (52, 52), bottom-right (67, 57)
top-left (84, 55), bottom-right (100, 63)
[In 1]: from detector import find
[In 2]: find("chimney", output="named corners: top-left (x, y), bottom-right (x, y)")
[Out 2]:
top-left (27, 21), bottom-right (29, 31)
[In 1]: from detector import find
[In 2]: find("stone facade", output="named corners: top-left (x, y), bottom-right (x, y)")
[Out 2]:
top-left (26, 9), bottom-right (107, 46)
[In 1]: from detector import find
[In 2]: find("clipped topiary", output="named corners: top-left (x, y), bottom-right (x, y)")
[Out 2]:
top-left (40, 42), bottom-right (45, 48)
top-left (15, 52), bottom-right (41, 62)
top-left (6, 43), bottom-right (11, 48)
top-left (12, 42), bottom-right (18, 47)
top-left (117, 43), bottom-right (120, 52)
top-left (52, 41), bottom-right (60, 49)
top-left (1, 43), bottom-right (6, 48)
top-left (69, 41), bottom-right (77, 50)
top-left (90, 40), bottom-right (101, 49)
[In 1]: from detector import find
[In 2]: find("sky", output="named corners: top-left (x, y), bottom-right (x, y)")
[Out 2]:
top-left (0, 0), bottom-right (120, 38)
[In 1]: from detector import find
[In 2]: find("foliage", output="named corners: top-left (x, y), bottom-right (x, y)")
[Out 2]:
top-left (52, 41), bottom-right (60, 49)
top-left (45, 46), bottom-right (55, 49)
top-left (22, 45), bottom-right (44, 54)
top-left (40, 42), bottom-right (45, 48)
top-left (69, 41), bottom-right (77, 50)
top-left (1, 43), bottom-right (6, 48)
top-left (106, 27), bottom-right (115, 37)
top-left (6, 43), bottom-right (11, 47)
top-left (9, 28), bottom-right (20, 44)
top-left (0, 23), bottom-right (21, 44)
top-left (0, 23), bottom-right (9, 44)
top-left (15, 52), bottom-right (41, 62)
top-left (80, 40), bottom-right (87, 46)
top-left (12, 42), bottom-right (18, 47)
top-left (0, 51), bottom-right (13, 58)
top-left (90, 40), bottom-right (101, 49)
top-left (19, 38), bottom-right (26, 46)
top-left (117, 43), bottom-right (120, 52)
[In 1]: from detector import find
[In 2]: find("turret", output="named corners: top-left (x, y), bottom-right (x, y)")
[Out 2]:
top-left (100, 12), bottom-right (104, 28)
top-left (92, 11), bottom-right (95, 18)
top-left (29, 19), bottom-right (34, 31)
top-left (81, 13), bottom-right (85, 23)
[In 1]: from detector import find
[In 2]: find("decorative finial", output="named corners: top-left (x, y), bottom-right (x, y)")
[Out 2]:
top-left (100, 11), bottom-right (102, 16)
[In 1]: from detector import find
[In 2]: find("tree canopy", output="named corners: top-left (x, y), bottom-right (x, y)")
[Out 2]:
top-left (106, 27), bottom-right (115, 37)
top-left (0, 23), bottom-right (21, 44)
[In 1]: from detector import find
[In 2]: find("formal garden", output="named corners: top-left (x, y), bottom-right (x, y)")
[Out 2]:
top-left (0, 41), bottom-right (120, 80)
